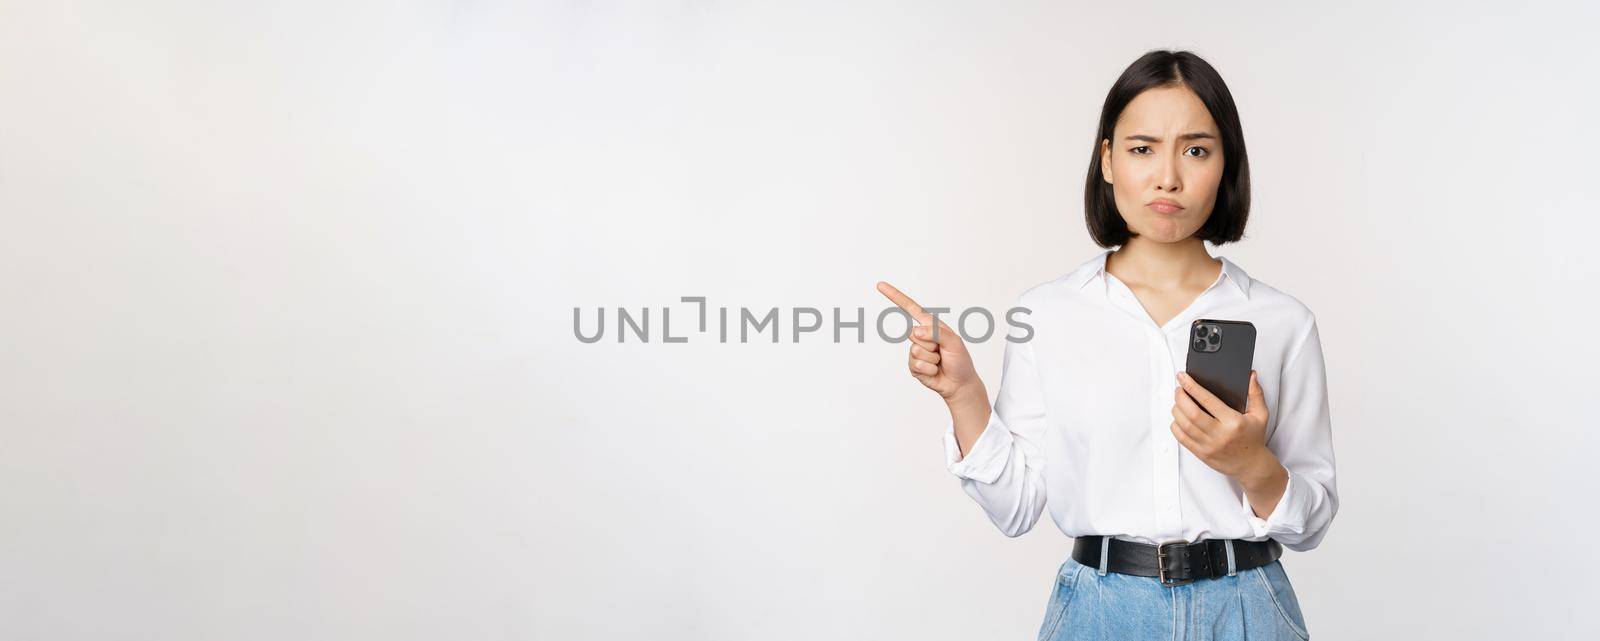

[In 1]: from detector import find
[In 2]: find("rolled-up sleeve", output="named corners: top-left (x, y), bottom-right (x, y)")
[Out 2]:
top-left (942, 330), bottom-right (1051, 538)
top-left (1242, 317), bottom-right (1340, 551)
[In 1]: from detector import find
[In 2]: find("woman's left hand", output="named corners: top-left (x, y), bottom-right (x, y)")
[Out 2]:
top-left (1170, 370), bottom-right (1276, 480)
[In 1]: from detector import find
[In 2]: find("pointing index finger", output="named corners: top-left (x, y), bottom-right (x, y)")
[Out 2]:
top-left (875, 281), bottom-right (931, 324)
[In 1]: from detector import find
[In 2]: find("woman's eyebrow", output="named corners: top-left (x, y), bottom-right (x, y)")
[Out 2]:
top-left (1123, 132), bottom-right (1217, 142)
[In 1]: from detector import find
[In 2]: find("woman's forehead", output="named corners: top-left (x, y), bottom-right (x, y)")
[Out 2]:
top-left (1115, 85), bottom-right (1218, 135)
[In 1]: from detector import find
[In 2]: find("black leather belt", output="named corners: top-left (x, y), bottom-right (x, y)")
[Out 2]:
top-left (1071, 535), bottom-right (1282, 587)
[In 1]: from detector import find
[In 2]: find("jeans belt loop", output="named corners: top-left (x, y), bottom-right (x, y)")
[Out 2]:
top-left (1225, 539), bottom-right (1238, 577)
top-left (1097, 536), bottom-right (1111, 576)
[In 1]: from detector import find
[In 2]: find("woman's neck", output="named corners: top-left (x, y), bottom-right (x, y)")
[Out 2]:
top-left (1105, 236), bottom-right (1220, 289)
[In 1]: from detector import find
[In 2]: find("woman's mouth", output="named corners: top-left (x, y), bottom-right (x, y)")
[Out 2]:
top-left (1147, 198), bottom-right (1185, 214)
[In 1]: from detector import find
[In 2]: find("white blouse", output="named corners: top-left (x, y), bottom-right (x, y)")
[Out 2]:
top-left (943, 248), bottom-right (1338, 551)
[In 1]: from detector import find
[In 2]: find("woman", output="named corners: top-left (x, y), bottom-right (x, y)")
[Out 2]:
top-left (877, 50), bottom-right (1337, 640)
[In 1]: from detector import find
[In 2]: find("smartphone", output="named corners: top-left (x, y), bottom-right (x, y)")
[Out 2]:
top-left (1184, 318), bottom-right (1257, 415)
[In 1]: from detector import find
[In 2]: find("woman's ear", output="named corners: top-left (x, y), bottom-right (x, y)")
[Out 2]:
top-left (1100, 139), bottom-right (1114, 185)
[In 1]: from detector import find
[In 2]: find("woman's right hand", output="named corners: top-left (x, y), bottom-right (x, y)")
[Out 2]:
top-left (876, 281), bottom-right (986, 405)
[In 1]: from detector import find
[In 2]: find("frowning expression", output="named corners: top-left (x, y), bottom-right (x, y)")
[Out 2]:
top-left (1099, 85), bottom-right (1225, 243)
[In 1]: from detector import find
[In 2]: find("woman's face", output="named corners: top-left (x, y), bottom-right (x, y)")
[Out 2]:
top-left (1100, 85), bottom-right (1225, 244)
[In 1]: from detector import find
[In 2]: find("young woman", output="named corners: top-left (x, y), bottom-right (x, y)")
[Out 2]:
top-left (877, 50), bottom-right (1337, 640)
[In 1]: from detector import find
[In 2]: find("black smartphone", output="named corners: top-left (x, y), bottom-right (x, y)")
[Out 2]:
top-left (1184, 318), bottom-right (1257, 415)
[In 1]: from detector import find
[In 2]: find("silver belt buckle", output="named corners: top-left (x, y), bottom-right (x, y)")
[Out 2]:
top-left (1156, 540), bottom-right (1194, 587)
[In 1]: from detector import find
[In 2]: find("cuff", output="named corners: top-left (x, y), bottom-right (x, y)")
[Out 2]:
top-left (942, 409), bottom-right (1012, 484)
top-left (1242, 469), bottom-right (1308, 538)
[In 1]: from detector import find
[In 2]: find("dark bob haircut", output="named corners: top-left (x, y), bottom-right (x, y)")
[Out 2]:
top-left (1084, 50), bottom-right (1251, 248)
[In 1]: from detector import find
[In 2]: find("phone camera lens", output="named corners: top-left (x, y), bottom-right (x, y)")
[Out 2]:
top-left (1207, 334), bottom-right (1220, 345)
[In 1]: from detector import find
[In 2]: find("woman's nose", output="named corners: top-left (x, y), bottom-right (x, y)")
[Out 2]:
top-left (1156, 156), bottom-right (1182, 192)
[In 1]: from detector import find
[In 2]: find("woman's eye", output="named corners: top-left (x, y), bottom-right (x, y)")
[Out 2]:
top-left (1130, 146), bottom-right (1152, 155)
top-left (1185, 146), bottom-right (1209, 157)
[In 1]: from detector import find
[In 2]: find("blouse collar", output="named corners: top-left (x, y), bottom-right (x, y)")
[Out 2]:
top-left (1066, 248), bottom-right (1252, 299)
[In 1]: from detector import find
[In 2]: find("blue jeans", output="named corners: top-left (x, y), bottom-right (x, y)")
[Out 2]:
top-left (1037, 555), bottom-right (1311, 641)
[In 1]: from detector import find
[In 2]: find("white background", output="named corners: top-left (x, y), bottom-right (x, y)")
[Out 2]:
top-left (3, 1), bottom-right (1598, 639)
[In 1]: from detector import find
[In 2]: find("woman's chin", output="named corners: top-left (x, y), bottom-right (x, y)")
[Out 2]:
top-left (1130, 222), bottom-right (1197, 244)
